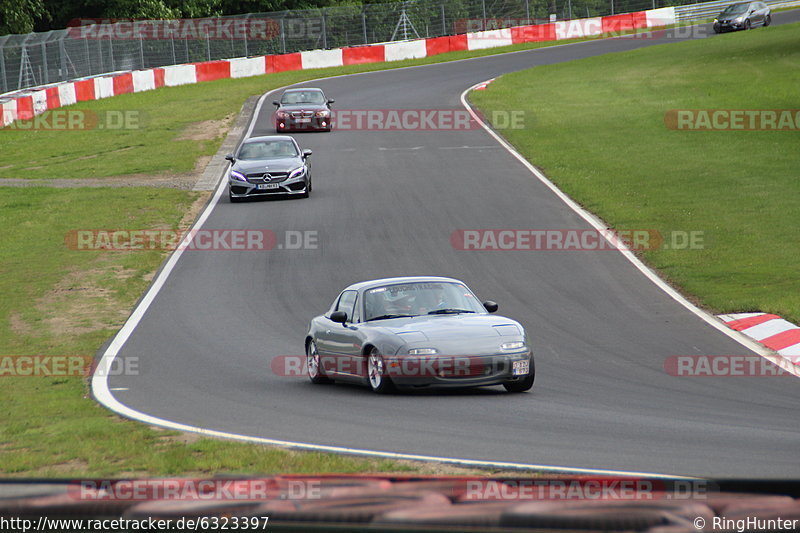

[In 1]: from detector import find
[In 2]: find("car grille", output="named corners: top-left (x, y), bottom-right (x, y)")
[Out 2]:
top-left (290, 110), bottom-right (314, 118)
top-left (245, 172), bottom-right (289, 183)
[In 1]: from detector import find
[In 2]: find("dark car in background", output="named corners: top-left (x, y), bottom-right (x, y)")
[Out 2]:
top-left (713, 1), bottom-right (771, 32)
top-left (226, 136), bottom-right (312, 202)
top-left (273, 88), bottom-right (334, 132)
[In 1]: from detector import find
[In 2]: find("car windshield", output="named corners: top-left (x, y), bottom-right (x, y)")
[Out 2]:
top-left (237, 140), bottom-right (298, 160)
top-left (364, 282), bottom-right (485, 321)
top-left (281, 91), bottom-right (325, 105)
top-left (721, 3), bottom-right (750, 14)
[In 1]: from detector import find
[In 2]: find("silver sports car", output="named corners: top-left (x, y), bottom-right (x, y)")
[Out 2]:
top-left (305, 276), bottom-right (535, 394)
top-left (225, 135), bottom-right (312, 202)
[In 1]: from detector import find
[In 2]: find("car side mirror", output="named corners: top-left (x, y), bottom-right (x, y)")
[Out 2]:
top-left (327, 99), bottom-right (335, 105)
top-left (224, 153), bottom-right (235, 162)
top-left (302, 149), bottom-right (312, 158)
top-left (483, 301), bottom-right (498, 313)
top-left (273, 100), bottom-right (280, 106)
top-left (330, 311), bottom-right (347, 324)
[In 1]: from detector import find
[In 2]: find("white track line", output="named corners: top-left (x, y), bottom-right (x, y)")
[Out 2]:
top-left (460, 81), bottom-right (800, 380)
top-left (92, 35), bottom-right (755, 480)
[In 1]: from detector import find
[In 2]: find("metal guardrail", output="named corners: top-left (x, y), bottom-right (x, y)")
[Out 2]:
top-left (674, 0), bottom-right (795, 21)
top-left (0, 0), bottom-right (738, 96)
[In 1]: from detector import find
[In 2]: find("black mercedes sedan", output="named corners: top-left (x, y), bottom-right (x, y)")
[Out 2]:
top-left (713, 2), bottom-right (771, 32)
top-left (225, 136), bottom-right (312, 202)
top-left (273, 88), bottom-right (334, 132)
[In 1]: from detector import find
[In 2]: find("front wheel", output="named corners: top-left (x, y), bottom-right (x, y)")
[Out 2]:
top-left (307, 341), bottom-right (332, 384)
top-left (503, 357), bottom-right (535, 393)
top-left (763, 15), bottom-right (771, 26)
top-left (367, 348), bottom-right (395, 394)
top-left (744, 19), bottom-right (751, 30)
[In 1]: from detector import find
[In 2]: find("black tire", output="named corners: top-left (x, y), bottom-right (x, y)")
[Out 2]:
top-left (229, 188), bottom-right (242, 203)
top-left (763, 15), bottom-right (771, 26)
top-left (713, 23), bottom-right (721, 34)
top-left (744, 19), bottom-right (751, 30)
top-left (366, 347), bottom-right (396, 394)
top-left (503, 357), bottom-right (535, 393)
top-left (307, 341), bottom-right (332, 384)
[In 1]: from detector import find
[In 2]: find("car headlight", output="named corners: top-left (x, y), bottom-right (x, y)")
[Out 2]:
top-left (315, 110), bottom-right (330, 117)
top-left (713, 18), bottom-right (718, 22)
top-left (230, 170), bottom-right (247, 182)
top-left (408, 348), bottom-right (438, 355)
top-left (734, 16), bottom-right (743, 22)
top-left (276, 111), bottom-right (288, 119)
top-left (500, 341), bottom-right (526, 351)
top-left (288, 166), bottom-right (306, 180)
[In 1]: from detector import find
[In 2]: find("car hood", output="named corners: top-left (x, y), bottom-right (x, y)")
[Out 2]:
top-left (232, 157), bottom-right (302, 173)
top-left (278, 104), bottom-right (328, 112)
top-left (374, 314), bottom-right (523, 341)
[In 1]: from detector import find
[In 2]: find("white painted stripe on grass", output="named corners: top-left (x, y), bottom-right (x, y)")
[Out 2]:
top-left (780, 345), bottom-right (800, 357)
top-left (718, 312), bottom-right (764, 322)
top-left (460, 81), bottom-right (800, 380)
top-left (742, 319), bottom-right (798, 341)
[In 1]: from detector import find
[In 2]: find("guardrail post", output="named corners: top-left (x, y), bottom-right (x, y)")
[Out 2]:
top-left (322, 9), bottom-right (328, 49)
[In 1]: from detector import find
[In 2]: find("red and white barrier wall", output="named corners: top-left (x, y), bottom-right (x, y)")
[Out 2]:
top-left (0, 7), bottom-right (676, 128)
top-left (719, 313), bottom-right (800, 359)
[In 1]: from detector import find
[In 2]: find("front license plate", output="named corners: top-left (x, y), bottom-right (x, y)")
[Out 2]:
top-left (257, 183), bottom-right (280, 190)
top-left (295, 118), bottom-right (311, 123)
top-left (513, 360), bottom-right (529, 376)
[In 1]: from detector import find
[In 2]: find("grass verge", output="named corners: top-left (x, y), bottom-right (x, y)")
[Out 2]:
top-left (470, 22), bottom-right (800, 323)
top-left (0, 24), bottom-right (693, 180)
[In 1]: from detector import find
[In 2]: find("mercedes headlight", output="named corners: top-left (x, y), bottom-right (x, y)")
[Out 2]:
top-left (288, 166), bottom-right (307, 179)
top-left (230, 170), bottom-right (247, 182)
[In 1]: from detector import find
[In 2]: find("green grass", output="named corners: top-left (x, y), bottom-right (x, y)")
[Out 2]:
top-left (0, 187), bottom-right (446, 477)
top-left (470, 22), bottom-right (800, 323)
top-left (0, 27), bottom-right (676, 180)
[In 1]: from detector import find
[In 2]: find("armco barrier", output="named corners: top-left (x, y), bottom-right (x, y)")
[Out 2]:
top-left (0, 7), bottom-right (685, 129)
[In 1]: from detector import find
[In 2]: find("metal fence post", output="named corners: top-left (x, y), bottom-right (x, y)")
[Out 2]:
top-left (139, 35), bottom-right (145, 68)
top-left (60, 37), bottom-right (68, 80)
top-left (441, 4), bottom-right (446, 35)
top-left (41, 41), bottom-right (49, 84)
top-left (322, 9), bottom-right (328, 49)
top-left (362, 7), bottom-right (368, 44)
top-left (280, 17), bottom-right (286, 54)
top-left (0, 43), bottom-right (7, 93)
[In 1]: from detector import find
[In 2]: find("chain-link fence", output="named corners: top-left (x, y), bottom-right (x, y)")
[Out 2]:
top-left (0, 0), bottom-right (713, 95)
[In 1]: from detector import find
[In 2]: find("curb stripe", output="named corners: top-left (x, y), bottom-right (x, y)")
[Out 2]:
top-left (727, 313), bottom-right (780, 331)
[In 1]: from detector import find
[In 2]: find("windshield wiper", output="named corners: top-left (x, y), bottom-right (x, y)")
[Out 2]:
top-left (427, 309), bottom-right (476, 315)
top-left (367, 314), bottom-right (416, 321)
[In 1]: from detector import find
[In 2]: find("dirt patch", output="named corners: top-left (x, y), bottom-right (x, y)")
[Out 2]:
top-left (175, 115), bottom-right (235, 142)
top-left (34, 264), bottom-right (134, 337)
top-left (8, 312), bottom-right (33, 336)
